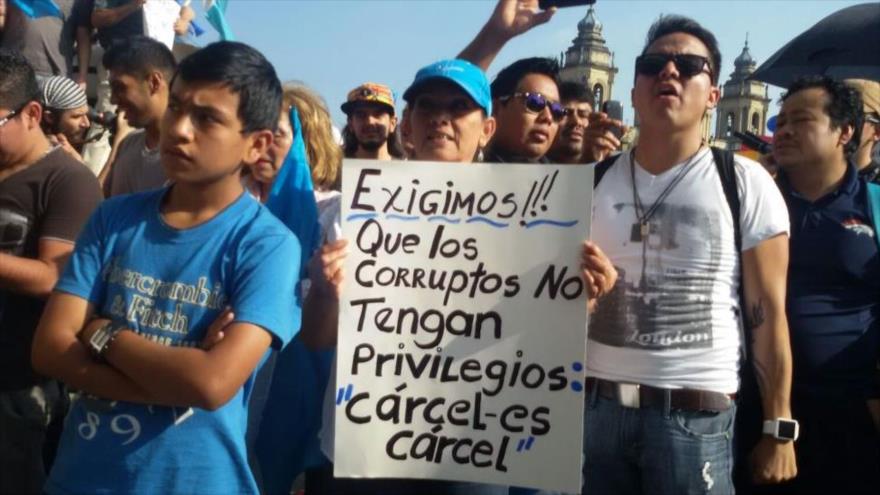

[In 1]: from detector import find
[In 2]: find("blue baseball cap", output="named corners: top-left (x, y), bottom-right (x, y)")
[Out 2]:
top-left (402, 59), bottom-right (492, 115)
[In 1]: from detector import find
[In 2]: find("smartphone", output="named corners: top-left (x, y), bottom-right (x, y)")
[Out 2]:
top-left (602, 100), bottom-right (624, 139)
top-left (539, 0), bottom-right (597, 10)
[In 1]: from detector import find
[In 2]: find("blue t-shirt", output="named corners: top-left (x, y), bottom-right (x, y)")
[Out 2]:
top-left (781, 164), bottom-right (880, 400)
top-left (46, 188), bottom-right (301, 495)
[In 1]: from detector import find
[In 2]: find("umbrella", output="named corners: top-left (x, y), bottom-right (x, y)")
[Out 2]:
top-left (750, 3), bottom-right (880, 88)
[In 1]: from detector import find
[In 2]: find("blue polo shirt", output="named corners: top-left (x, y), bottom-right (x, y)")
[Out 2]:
top-left (780, 163), bottom-right (880, 400)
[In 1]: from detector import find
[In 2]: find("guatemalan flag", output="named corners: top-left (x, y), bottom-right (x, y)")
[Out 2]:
top-left (9, 0), bottom-right (62, 18)
top-left (203, 0), bottom-right (234, 40)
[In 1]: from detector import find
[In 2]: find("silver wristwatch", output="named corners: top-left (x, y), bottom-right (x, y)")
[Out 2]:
top-left (762, 418), bottom-right (800, 442)
top-left (88, 321), bottom-right (126, 358)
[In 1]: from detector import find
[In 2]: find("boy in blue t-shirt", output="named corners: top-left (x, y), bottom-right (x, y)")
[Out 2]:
top-left (32, 41), bottom-right (301, 494)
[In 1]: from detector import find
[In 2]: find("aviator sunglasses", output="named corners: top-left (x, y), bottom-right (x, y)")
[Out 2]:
top-left (635, 53), bottom-right (714, 82)
top-left (500, 92), bottom-right (567, 122)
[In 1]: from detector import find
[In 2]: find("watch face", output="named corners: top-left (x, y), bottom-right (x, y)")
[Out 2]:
top-left (777, 420), bottom-right (797, 440)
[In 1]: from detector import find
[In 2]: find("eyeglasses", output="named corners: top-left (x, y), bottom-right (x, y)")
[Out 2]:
top-left (866, 114), bottom-right (880, 125)
top-left (500, 92), bottom-right (566, 122)
top-left (0, 103), bottom-right (26, 128)
top-left (635, 53), bottom-right (713, 82)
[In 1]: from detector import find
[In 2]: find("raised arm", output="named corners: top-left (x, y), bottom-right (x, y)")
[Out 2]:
top-left (741, 233), bottom-right (797, 484)
top-left (458, 0), bottom-right (556, 71)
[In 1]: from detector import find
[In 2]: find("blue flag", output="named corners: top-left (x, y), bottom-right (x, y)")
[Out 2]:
top-left (10, 0), bottom-right (62, 18)
top-left (204, 0), bottom-right (234, 41)
top-left (265, 107), bottom-right (320, 273)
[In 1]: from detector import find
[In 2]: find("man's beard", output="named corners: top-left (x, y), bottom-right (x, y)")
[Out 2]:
top-left (358, 136), bottom-right (387, 152)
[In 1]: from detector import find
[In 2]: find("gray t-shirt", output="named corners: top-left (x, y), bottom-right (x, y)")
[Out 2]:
top-left (0, 0), bottom-right (76, 77)
top-left (107, 130), bottom-right (165, 196)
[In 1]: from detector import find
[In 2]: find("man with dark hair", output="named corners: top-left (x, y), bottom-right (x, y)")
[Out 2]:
top-left (766, 75), bottom-right (879, 494)
top-left (32, 41), bottom-right (302, 494)
top-left (584, 14), bottom-right (797, 494)
top-left (483, 56), bottom-right (563, 162)
top-left (0, 48), bottom-right (101, 494)
top-left (341, 82), bottom-right (401, 160)
top-left (39, 75), bottom-right (90, 160)
top-left (547, 81), bottom-right (592, 164)
top-left (99, 35), bottom-right (175, 196)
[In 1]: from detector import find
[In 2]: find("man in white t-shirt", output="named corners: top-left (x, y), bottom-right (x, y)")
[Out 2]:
top-left (585, 15), bottom-right (797, 494)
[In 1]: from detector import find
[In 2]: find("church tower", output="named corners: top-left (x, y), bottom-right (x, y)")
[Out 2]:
top-left (558, 5), bottom-right (618, 109)
top-left (714, 37), bottom-right (771, 148)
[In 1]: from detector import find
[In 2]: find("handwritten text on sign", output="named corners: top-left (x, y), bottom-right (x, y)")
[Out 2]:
top-left (335, 160), bottom-right (593, 493)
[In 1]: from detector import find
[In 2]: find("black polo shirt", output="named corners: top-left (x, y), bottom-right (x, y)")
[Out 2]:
top-left (780, 162), bottom-right (880, 400)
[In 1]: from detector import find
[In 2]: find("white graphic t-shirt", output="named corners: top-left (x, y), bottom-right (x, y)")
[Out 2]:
top-left (587, 149), bottom-right (789, 394)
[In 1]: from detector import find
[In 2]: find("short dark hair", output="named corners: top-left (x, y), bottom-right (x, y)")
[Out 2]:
top-left (103, 36), bottom-right (176, 80)
top-left (0, 49), bottom-right (39, 110)
top-left (173, 41), bottom-right (282, 133)
top-left (558, 81), bottom-right (593, 107)
top-left (490, 57), bottom-right (560, 101)
top-left (641, 15), bottom-right (721, 84)
top-left (783, 76), bottom-right (864, 157)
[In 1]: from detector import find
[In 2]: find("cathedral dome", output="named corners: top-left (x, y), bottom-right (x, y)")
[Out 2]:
top-left (578, 6), bottom-right (602, 33)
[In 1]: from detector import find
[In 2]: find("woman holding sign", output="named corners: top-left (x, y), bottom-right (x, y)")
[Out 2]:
top-left (303, 56), bottom-right (616, 495)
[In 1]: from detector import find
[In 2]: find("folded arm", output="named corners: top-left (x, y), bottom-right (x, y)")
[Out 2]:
top-left (34, 292), bottom-right (274, 410)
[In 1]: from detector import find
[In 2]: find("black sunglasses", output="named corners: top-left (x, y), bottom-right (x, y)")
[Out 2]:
top-left (635, 53), bottom-right (713, 82)
top-left (500, 92), bottom-right (566, 122)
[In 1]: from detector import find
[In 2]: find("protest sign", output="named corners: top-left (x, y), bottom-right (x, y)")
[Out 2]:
top-left (334, 160), bottom-right (593, 493)
top-left (142, 0), bottom-right (180, 49)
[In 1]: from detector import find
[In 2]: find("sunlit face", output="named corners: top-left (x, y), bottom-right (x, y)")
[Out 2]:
top-left (631, 33), bottom-right (719, 132)
top-left (0, 101), bottom-right (41, 166)
top-left (348, 104), bottom-right (396, 151)
top-left (109, 71), bottom-right (156, 128)
top-left (251, 109), bottom-right (293, 184)
top-left (57, 105), bottom-right (90, 145)
top-left (161, 78), bottom-right (270, 185)
top-left (491, 73), bottom-right (560, 160)
top-left (550, 99), bottom-right (591, 157)
top-left (773, 87), bottom-right (853, 170)
top-left (403, 80), bottom-right (495, 163)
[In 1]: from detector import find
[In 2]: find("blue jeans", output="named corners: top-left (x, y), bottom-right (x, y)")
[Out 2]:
top-left (582, 388), bottom-right (735, 495)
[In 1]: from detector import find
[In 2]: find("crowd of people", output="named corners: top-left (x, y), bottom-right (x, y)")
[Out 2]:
top-left (1, 0), bottom-right (878, 494)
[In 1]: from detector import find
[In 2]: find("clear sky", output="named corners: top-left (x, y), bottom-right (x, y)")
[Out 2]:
top-left (187, 0), bottom-right (869, 132)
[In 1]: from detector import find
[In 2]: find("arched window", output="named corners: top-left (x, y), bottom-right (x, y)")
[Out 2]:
top-left (725, 113), bottom-right (735, 137)
top-left (593, 84), bottom-right (604, 107)
top-left (751, 112), bottom-right (760, 133)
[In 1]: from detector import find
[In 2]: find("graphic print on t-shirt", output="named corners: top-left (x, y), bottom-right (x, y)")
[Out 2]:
top-left (0, 209), bottom-right (29, 255)
top-left (590, 201), bottom-right (721, 350)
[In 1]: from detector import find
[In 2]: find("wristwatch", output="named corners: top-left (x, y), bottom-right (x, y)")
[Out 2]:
top-left (762, 418), bottom-right (800, 441)
top-left (88, 321), bottom-right (126, 359)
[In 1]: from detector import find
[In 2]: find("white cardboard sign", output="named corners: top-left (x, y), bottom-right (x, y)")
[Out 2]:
top-left (335, 159), bottom-right (593, 493)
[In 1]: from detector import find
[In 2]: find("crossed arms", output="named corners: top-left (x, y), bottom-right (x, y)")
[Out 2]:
top-left (32, 293), bottom-right (274, 411)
